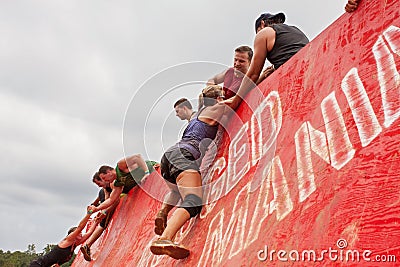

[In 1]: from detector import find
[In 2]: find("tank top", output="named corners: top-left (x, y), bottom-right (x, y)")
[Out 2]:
top-left (30, 245), bottom-right (74, 266)
top-left (174, 107), bottom-right (219, 159)
top-left (98, 187), bottom-right (112, 203)
top-left (267, 24), bottom-right (309, 69)
top-left (114, 160), bottom-right (157, 193)
top-left (223, 67), bottom-right (244, 99)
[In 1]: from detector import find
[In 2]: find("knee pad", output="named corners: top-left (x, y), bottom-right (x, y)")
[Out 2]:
top-left (181, 194), bottom-right (203, 217)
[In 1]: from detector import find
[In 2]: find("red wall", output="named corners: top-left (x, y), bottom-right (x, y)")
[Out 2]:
top-left (73, 0), bottom-right (400, 266)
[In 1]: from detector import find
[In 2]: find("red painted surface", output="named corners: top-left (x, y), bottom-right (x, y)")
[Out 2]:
top-left (73, 1), bottom-right (400, 266)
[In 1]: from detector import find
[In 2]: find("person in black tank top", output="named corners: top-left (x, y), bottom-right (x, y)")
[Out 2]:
top-left (150, 85), bottom-right (228, 260)
top-left (225, 12), bottom-right (309, 111)
top-left (30, 211), bottom-right (101, 267)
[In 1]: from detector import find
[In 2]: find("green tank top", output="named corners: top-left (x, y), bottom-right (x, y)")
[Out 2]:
top-left (114, 160), bottom-right (157, 193)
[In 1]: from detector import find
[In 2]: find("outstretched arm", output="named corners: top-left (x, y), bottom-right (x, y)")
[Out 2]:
top-left (58, 213), bottom-right (91, 248)
top-left (90, 196), bottom-right (101, 207)
top-left (207, 69), bottom-right (228, 85)
top-left (78, 213), bottom-right (104, 245)
top-left (89, 185), bottom-right (123, 213)
top-left (119, 154), bottom-right (148, 173)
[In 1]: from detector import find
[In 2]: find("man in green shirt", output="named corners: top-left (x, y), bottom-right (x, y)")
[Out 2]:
top-left (88, 154), bottom-right (158, 214)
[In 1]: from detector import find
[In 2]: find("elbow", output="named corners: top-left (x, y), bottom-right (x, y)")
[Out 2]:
top-left (249, 73), bottom-right (261, 83)
top-left (132, 154), bottom-right (142, 160)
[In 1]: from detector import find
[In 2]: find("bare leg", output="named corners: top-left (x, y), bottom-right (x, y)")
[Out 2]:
top-left (160, 186), bottom-right (181, 214)
top-left (155, 184), bottom-right (181, 235)
top-left (151, 170), bottom-right (202, 259)
top-left (86, 226), bottom-right (104, 248)
top-left (160, 170), bottom-right (202, 241)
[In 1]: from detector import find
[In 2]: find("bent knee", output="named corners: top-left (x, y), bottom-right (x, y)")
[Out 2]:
top-left (181, 194), bottom-right (203, 217)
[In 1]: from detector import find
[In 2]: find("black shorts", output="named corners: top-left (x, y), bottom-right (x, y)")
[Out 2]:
top-left (161, 147), bottom-right (200, 184)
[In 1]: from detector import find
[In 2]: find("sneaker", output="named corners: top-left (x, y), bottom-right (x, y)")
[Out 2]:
top-left (80, 244), bottom-right (92, 261)
top-left (150, 239), bottom-right (190, 259)
top-left (154, 210), bottom-right (167, 235)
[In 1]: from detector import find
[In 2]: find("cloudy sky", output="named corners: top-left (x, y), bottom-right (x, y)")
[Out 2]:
top-left (0, 0), bottom-right (348, 252)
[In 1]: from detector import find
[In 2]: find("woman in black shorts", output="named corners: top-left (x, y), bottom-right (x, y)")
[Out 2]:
top-left (150, 85), bottom-right (226, 259)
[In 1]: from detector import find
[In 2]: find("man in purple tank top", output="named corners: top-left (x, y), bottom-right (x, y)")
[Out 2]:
top-left (174, 98), bottom-right (196, 122)
top-left (207, 45), bottom-right (253, 99)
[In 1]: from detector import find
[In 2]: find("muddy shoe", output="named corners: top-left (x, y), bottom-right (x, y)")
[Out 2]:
top-left (80, 244), bottom-right (92, 261)
top-left (154, 210), bottom-right (167, 235)
top-left (150, 239), bottom-right (190, 259)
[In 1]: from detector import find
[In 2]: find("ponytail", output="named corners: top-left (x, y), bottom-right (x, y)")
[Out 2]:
top-left (198, 85), bottom-right (223, 109)
top-left (198, 92), bottom-right (205, 110)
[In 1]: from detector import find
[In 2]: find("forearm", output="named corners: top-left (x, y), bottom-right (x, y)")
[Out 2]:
top-left (136, 155), bottom-right (149, 173)
top-left (94, 198), bottom-right (115, 211)
top-left (79, 217), bottom-right (101, 244)
top-left (207, 78), bottom-right (216, 85)
top-left (92, 187), bottom-right (121, 212)
top-left (124, 154), bottom-right (149, 173)
top-left (91, 197), bottom-right (100, 206)
top-left (77, 214), bottom-right (91, 231)
top-left (230, 74), bottom-right (258, 110)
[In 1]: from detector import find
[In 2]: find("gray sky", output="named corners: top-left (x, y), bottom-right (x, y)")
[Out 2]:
top-left (0, 0), bottom-right (347, 252)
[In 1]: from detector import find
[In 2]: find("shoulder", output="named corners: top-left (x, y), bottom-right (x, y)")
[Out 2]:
top-left (117, 160), bottom-right (128, 173)
top-left (58, 237), bottom-right (72, 248)
top-left (256, 27), bottom-right (275, 41)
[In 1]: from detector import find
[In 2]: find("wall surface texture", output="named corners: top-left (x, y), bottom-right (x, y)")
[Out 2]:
top-left (73, 0), bottom-right (400, 266)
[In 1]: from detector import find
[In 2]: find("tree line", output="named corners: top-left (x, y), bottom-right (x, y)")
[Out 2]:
top-left (0, 244), bottom-right (75, 267)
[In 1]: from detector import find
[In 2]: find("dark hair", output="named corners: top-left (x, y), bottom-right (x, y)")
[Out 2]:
top-left (235, 45), bottom-right (253, 61)
top-left (67, 227), bottom-right (77, 235)
top-left (255, 13), bottom-right (286, 32)
top-left (98, 165), bottom-right (113, 174)
top-left (92, 172), bottom-right (101, 183)
top-left (174, 98), bottom-right (193, 109)
top-left (198, 85), bottom-right (224, 109)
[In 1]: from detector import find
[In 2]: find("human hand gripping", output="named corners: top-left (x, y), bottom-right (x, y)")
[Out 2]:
top-left (221, 96), bottom-right (241, 111)
top-left (345, 0), bottom-right (359, 12)
top-left (95, 211), bottom-right (106, 222)
top-left (87, 205), bottom-right (97, 214)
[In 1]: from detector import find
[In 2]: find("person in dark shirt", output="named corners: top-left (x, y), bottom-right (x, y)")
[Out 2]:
top-left (174, 98), bottom-right (196, 122)
top-left (80, 173), bottom-right (116, 262)
top-left (29, 210), bottom-right (101, 267)
top-left (225, 12), bottom-right (309, 110)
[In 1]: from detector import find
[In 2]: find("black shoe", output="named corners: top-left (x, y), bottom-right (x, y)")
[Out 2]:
top-left (154, 210), bottom-right (167, 235)
top-left (80, 244), bottom-right (92, 261)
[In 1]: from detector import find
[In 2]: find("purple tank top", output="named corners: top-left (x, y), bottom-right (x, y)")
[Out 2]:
top-left (175, 107), bottom-right (218, 159)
